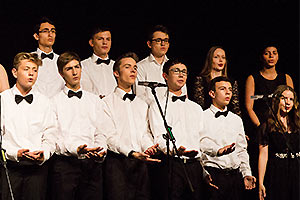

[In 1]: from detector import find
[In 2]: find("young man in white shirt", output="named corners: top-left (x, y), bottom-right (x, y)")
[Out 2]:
top-left (32, 17), bottom-right (65, 98)
top-left (81, 27), bottom-right (117, 98)
top-left (50, 52), bottom-right (107, 200)
top-left (200, 76), bottom-right (256, 200)
top-left (102, 52), bottom-right (160, 200)
top-left (0, 52), bottom-right (57, 200)
top-left (136, 25), bottom-right (187, 104)
top-left (148, 59), bottom-right (207, 200)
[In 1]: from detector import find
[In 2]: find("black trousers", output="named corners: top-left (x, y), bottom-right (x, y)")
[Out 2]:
top-left (168, 157), bottom-right (205, 200)
top-left (1, 160), bottom-right (48, 200)
top-left (49, 154), bottom-right (103, 200)
top-left (103, 150), bottom-right (150, 200)
top-left (205, 166), bottom-right (243, 200)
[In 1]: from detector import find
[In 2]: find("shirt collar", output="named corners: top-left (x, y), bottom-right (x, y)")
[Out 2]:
top-left (163, 90), bottom-right (186, 101)
top-left (114, 87), bottom-right (133, 100)
top-left (148, 53), bottom-right (169, 65)
top-left (163, 88), bottom-right (184, 96)
top-left (91, 53), bottom-right (109, 63)
top-left (36, 48), bottom-right (54, 57)
top-left (63, 86), bottom-right (82, 96)
top-left (209, 104), bottom-right (228, 115)
top-left (12, 85), bottom-right (35, 96)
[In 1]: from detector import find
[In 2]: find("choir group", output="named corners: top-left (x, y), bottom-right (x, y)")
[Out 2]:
top-left (0, 17), bottom-right (299, 200)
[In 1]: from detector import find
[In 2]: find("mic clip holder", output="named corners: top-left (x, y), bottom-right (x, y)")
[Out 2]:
top-left (0, 147), bottom-right (6, 165)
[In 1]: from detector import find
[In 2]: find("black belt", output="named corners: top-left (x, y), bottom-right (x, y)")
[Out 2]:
top-left (6, 160), bottom-right (46, 168)
top-left (205, 166), bottom-right (240, 175)
top-left (107, 150), bottom-right (127, 159)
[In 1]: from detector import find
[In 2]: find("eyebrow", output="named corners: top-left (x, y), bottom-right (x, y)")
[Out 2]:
top-left (40, 28), bottom-right (56, 30)
top-left (25, 65), bottom-right (37, 69)
top-left (218, 85), bottom-right (232, 89)
top-left (123, 64), bottom-right (132, 67)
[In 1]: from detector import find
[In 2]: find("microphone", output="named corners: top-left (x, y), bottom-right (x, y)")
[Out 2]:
top-left (138, 81), bottom-right (167, 88)
top-left (251, 93), bottom-right (278, 100)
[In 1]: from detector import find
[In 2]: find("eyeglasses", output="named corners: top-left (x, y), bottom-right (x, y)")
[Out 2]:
top-left (39, 29), bottom-right (56, 34)
top-left (151, 38), bottom-right (169, 44)
top-left (169, 68), bottom-right (188, 76)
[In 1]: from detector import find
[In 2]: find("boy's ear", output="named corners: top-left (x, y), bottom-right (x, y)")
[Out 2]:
top-left (147, 41), bottom-right (152, 49)
top-left (113, 71), bottom-right (119, 79)
top-left (12, 68), bottom-right (17, 79)
top-left (162, 72), bottom-right (168, 81)
top-left (209, 90), bottom-right (215, 99)
top-left (89, 39), bottom-right (94, 47)
top-left (33, 33), bottom-right (39, 41)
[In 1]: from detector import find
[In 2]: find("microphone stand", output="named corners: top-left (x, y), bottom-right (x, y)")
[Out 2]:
top-left (0, 96), bottom-right (15, 200)
top-left (264, 98), bottom-right (300, 163)
top-left (150, 86), bottom-right (194, 198)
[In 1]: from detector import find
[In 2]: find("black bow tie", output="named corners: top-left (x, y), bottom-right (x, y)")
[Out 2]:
top-left (41, 53), bottom-right (54, 60)
top-left (96, 58), bottom-right (110, 65)
top-left (123, 93), bottom-right (136, 101)
top-left (15, 94), bottom-right (33, 104)
top-left (215, 110), bottom-right (229, 118)
top-left (172, 95), bottom-right (186, 102)
top-left (68, 90), bottom-right (82, 99)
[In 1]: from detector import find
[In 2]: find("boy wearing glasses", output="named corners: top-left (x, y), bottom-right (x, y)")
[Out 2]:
top-left (32, 17), bottom-right (64, 98)
top-left (81, 26), bottom-right (117, 99)
top-left (136, 25), bottom-right (187, 104)
top-left (49, 52), bottom-right (107, 200)
top-left (148, 59), bottom-right (208, 200)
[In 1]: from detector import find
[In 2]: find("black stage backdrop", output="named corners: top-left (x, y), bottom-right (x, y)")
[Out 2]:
top-left (0, 0), bottom-right (299, 100)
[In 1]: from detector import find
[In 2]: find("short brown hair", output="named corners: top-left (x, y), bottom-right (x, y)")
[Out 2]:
top-left (13, 52), bottom-right (42, 70)
top-left (57, 52), bottom-right (81, 73)
top-left (209, 76), bottom-right (232, 92)
top-left (113, 52), bottom-right (139, 73)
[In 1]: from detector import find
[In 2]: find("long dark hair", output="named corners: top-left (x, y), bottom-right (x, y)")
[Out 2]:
top-left (267, 85), bottom-right (300, 133)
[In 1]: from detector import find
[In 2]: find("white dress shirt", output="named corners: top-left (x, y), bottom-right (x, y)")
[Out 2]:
top-left (200, 105), bottom-right (252, 177)
top-left (102, 87), bottom-right (154, 156)
top-left (32, 48), bottom-right (65, 98)
top-left (81, 54), bottom-right (117, 97)
top-left (148, 91), bottom-right (204, 159)
top-left (1, 85), bottom-right (57, 163)
top-left (51, 86), bottom-right (107, 157)
top-left (136, 54), bottom-right (187, 104)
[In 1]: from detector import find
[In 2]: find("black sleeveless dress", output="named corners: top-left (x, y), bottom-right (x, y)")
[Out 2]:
top-left (258, 123), bottom-right (300, 200)
top-left (252, 72), bottom-right (286, 124)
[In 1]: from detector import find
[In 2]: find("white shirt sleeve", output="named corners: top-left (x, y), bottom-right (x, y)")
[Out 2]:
top-left (40, 101), bottom-right (58, 164)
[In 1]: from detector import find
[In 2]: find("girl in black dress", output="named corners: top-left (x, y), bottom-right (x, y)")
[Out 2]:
top-left (258, 85), bottom-right (300, 200)
top-left (245, 45), bottom-right (294, 128)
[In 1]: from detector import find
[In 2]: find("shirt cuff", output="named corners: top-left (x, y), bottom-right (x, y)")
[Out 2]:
top-left (38, 150), bottom-right (51, 165)
top-left (241, 170), bottom-right (252, 178)
top-left (6, 147), bottom-right (19, 162)
top-left (118, 146), bottom-right (132, 157)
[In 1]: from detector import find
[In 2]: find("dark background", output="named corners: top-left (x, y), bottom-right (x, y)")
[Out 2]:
top-left (0, 0), bottom-right (299, 99)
